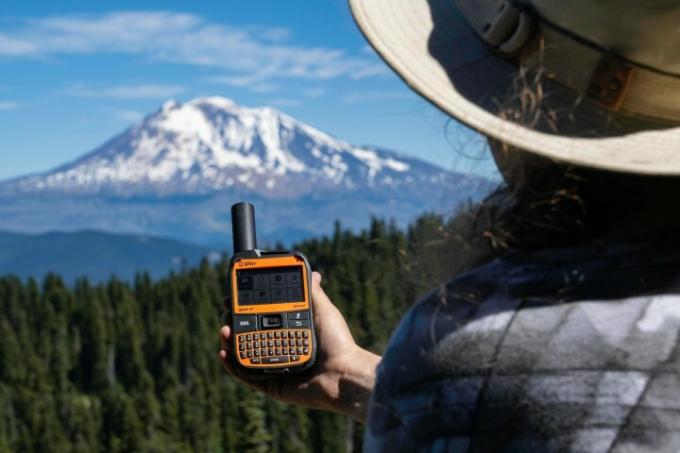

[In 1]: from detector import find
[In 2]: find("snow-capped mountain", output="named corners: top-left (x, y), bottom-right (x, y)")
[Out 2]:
top-left (0, 97), bottom-right (491, 245)
top-left (5, 97), bottom-right (449, 198)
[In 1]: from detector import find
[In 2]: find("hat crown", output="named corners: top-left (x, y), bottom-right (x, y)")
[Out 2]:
top-left (520, 0), bottom-right (680, 74)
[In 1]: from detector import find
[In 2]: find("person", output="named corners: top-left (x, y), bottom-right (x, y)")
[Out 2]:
top-left (221, 0), bottom-right (680, 451)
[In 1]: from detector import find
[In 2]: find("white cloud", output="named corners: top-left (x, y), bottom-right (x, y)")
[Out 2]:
top-left (205, 75), bottom-right (278, 93)
top-left (68, 84), bottom-right (185, 99)
top-left (112, 109), bottom-right (144, 122)
top-left (0, 11), bottom-right (386, 84)
top-left (342, 90), bottom-right (411, 104)
top-left (268, 98), bottom-right (302, 109)
top-left (0, 101), bottom-right (19, 110)
top-left (303, 88), bottom-right (325, 98)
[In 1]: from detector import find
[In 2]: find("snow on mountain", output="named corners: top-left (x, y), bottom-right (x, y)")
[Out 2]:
top-left (6, 97), bottom-right (448, 198)
top-left (0, 97), bottom-right (491, 245)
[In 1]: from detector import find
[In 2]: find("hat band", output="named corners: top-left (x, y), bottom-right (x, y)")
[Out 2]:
top-left (455, 0), bottom-right (680, 124)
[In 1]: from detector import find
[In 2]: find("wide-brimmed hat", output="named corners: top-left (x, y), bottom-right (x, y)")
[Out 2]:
top-left (349, 0), bottom-right (680, 175)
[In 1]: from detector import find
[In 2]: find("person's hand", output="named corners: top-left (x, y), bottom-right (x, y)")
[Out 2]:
top-left (219, 271), bottom-right (381, 422)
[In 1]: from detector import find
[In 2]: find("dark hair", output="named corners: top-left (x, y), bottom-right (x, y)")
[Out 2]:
top-left (478, 148), bottom-right (680, 253)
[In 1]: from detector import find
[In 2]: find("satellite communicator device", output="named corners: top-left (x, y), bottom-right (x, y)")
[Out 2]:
top-left (227, 202), bottom-right (317, 378)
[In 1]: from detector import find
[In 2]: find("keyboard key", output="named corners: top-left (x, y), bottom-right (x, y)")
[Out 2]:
top-left (288, 311), bottom-right (309, 321)
top-left (262, 356), bottom-right (289, 365)
top-left (291, 355), bottom-right (300, 362)
top-left (233, 315), bottom-right (257, 333)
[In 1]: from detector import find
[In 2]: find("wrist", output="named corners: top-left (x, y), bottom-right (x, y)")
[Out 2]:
top-left (332, 345), bottom-right (381, 422)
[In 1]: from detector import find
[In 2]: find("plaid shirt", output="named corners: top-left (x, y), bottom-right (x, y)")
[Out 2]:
top-left (364, 242), bottom-right (680, 452)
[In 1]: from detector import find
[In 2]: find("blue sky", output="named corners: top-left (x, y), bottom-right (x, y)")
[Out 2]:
top-left (0, 0), bottom-right (497, 181)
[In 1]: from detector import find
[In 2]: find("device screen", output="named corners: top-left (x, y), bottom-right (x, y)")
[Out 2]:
top-left (236, 266), bottom-right (304, 305)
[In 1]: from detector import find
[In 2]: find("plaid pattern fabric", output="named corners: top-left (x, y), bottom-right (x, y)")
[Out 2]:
top-left (364, 243), bottom-right (680, 452)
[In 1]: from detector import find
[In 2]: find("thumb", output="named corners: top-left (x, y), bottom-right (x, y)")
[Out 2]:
top-left (310, 271), bottom-right (339, 317)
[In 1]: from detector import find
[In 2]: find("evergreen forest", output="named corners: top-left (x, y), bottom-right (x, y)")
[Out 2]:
top-left (0, 212), bottom-right (489, 453)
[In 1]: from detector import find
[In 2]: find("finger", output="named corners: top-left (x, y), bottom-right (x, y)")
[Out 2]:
top-left (219, 326), bottom-right (271, 393)
top-left (220, 325), bottom-right (232, 350)
top-left (219, 344), bottom-right (270, 393)
top-left (310, 272), bottom-right (340, 318)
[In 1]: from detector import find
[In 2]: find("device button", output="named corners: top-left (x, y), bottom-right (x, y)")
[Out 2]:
top-left (262, 356), bottom-right (290, 365)
top-left (286, 272), bottom-right (301, 286)
top-left (250, 358), bottom-right (261, 364)
top-left (291, 355), bottom-right (300, 362)
top-left (271, 288), bottom-right (287, 302)
top-left (287, 288), bottom-right (303, 301)
top-left (261, 315), bottom-right (283, 329)
top-left (233, 315), bottom-right (257, 333)
top-left (237, 275), bottom-right (253, 290)
top-left (253, 275), bottom-right (269, 289)
top-left (270, 273), bottom-right (286, 288)
top-left (289, 319), bottom-right (310, 328)
top-left (254, 289), bottom-right (270, 303)
top-left (288, 311), bottom-right (309, 321)
top-left (238, 290), bottom-right (254, 304)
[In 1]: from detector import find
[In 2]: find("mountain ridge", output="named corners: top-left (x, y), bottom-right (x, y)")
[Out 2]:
top-left (0, 229), bottom-right (213, 284)
top-left (2, 96), bottom-right (453, 198)
top-left (0, 96), bottom-right (491, 245)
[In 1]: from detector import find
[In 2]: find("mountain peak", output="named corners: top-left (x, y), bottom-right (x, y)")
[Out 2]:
top-left (2, 96), bottom-right (449, 197)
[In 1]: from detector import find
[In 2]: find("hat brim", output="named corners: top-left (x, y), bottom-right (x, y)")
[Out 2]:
top-left (349, 0), bottom-right (680, 175)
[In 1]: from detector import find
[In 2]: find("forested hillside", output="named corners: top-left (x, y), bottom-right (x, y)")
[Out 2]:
top-left (0, 212), bottom-right (490, 452)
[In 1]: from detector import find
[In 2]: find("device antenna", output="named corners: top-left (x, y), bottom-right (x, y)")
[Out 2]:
top-left (231, 202), bottom-right (257, 253)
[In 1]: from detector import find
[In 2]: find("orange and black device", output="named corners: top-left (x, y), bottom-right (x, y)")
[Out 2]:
top-left (226, 202), bottom-right (317, 378)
